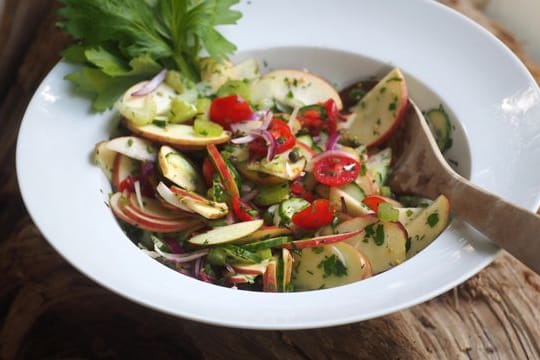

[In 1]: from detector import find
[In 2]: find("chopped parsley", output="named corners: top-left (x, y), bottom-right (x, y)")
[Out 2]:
top-left (311, 247), bottom-right (324, 254)
top-left (317, 255), bottom-right (348, 278)
top-left (427, 212), bottom-right (440, 228)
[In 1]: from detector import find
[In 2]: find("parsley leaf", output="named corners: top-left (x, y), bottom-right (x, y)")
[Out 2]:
top-left (57, 0), bottom-right (241, 110)
top-left (317, 255), bottom-right (348, 278)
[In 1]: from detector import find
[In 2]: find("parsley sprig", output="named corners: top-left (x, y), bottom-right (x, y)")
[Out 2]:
top-left (57, 0), bottom-right (241, 111)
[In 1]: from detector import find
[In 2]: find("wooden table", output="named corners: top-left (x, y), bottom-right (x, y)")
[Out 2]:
top-left (1, 1), bottom-right (539, 358)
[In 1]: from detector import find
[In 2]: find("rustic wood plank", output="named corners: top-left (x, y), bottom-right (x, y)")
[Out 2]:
top-left (1, 1), bottom-right (539, 359)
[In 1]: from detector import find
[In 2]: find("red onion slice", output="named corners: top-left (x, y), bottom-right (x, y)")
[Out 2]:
top-left (252, 129), bottom-right (277, 162)
top-left (260, 110), bottom-right (273, 130)
top-left (132, 69), bottom-right (168, 97)
top-left (241, 190), bottom-right (259, 203)
top-left (326, 133), bottom-right (341, 151)
top-left (162, 237), bottom-right (185, 254)
top-left (154, 247), bottom-right (209, 263)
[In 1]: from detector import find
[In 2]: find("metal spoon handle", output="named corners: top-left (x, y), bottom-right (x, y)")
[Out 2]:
top-left (444, 175), bottom-right (540, 274)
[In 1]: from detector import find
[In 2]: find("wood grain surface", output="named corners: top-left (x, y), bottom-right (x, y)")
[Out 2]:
top-left (1, 1), bottom-right (540, 359)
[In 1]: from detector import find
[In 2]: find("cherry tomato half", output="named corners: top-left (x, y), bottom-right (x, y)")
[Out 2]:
top-left (298, 99), bottom-right (340, 136)
top-left (249, 119), bottom-right (296, 157)
top-left (313, 155), bottom-right (361, 187)
top-left (209, 95), bottom-right (253, 129)
top-left (362, 196), bottom-right (387, 212)
top-left (231, 196), bottom-right (260, 222)
top-left (292, 199), bottom-right (335, 230)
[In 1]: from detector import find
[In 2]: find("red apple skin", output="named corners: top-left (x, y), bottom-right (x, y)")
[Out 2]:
top-left (110, 193), bottom-right (202, 233)
top-left (368, 88), bottom-right (408, 148)
top-left (263, 260), bottom-right (278, 292)
top-left (128, 194), bottom-right (192, 221)
top-left (281, 230), bottom-right (363, 250)
top-left (207, 144), bottom-right (240, 198)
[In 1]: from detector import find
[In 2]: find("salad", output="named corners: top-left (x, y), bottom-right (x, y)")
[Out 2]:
top-left (93, 61), bottom-right (451, 291)
top-left (59, 0), bottom-right (451, 292)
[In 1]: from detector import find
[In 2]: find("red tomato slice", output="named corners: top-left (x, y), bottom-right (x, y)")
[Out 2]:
top-left (249, 119), bottom-right (296, 156)
top-left (313, 155), bottom-right (360, 186)
top-left (290, 178), bottom-right (316, 202)
top-left (209, 95), bottom-right (253, 129)
top-left (323, 99), bottom-right (339, 134)
top-left (362, 196), bottom-right (387, 212)
top-left (292, 199), bottom-right (335, 230)
top-left (231, 196), bottom-right (260, 222)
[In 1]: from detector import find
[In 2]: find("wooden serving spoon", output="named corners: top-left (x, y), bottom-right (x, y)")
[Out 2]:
top-left (388, 100), bottom-right (540, 274)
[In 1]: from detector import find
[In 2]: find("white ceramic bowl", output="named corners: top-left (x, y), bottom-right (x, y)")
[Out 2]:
top-left (16, 0), bottom-right (540, 329)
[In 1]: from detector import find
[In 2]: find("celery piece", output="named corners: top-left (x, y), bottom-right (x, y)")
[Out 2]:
top-left (169, 97), bottom-right (197, 123)
top-left (254, 183), bottom-right (290, 206)
top-left (217, 80), bottom-right (251, 101)
top-left (165, 70), bottom-right (184, 93)
top-left (193, 118), bottom-right (223, 137)
top-left (118, 95), bottom-right (157, 126)
top-left (377, 202), bottom-right (399, 222)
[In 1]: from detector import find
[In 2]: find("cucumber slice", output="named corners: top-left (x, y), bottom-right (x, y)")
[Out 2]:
top-left (241, 236), bottom-right (292, 252)
top-left (188, 219), bottom-right (264, 245)
top-left (254, 183), bottom-right (290, 206)
top-left (158, 145), bottom-right (204, 193)
top-left (425, 105), bottom-right (453, 153)
top-left (278, 198), bottom-right (310, 226)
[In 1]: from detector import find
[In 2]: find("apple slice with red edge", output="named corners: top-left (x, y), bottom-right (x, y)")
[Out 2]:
top-left (263, 257), bottom-right (279, 292)
top-left (226, 274), bottom-right (258, 285)
top-left (125, 121), bottom-right (231, 150)
top-left (127, 193), bottom-right (193, 221)
top-left (169, 185), bottom-right (228, 219)
top-left (281, 248), bottom-right (294, 292)
top-left (110, 193), bottom-right (203, 233)
top-left (336, 215), bottom-right (407, 274)
top-left (232, 260), bottom-right (269, 275)
top-left (345, 68), bottom-right (408, 147)
top-left (155, 182), bottom-right (193, 212)
top-left (250, 69), bottom-right (343, 110)
top-left (207, 144), bottom-right (240, 198)
top-left (105, 136), bottom-right (157, 162)
top-left (291, 242), bottom-right (372, 291)
top-left (112, 154), bottom-right (139, 190)
top-left (362, 195), bottom-right (403, 212)
top-left (188, 219), bottom-right (264, 245)
top-left (281, 230), bottom-right (363, 250)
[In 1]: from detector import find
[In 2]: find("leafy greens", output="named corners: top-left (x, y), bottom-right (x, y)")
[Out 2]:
top-left (57, 0), bottom-right (242, 111)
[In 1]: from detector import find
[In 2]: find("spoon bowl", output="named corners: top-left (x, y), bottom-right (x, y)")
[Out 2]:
top-left (389, 100), bottom-right (540, 274)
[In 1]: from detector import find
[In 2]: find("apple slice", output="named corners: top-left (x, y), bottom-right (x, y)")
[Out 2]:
top-left (127, 193), bottom-right (192, 221)
top-left (281, 248), bottom-right (294, 292)
top-left (235, 163), bottom-right (287, 186)
top-left (170, 185), bottom-right (228, 219)
top-left (396, 207), bottom-right (423, 226)
top-left (226, 274), bottom-right (258, 285)
top-left (125, 121), bottom-right (231, 150)
top-left (233, 260), bottom-right (269, 275)
top-left (405, 195), bottom-right (450, 257)
top-left (156, 182), bottom-right (193, 212)
top-left (105, 136), bottom-right (157, 162)
top-left (250, 69), bottom-right (343, 110)
top-left (94, 141), bottom-right (117, 180)
top-left (345, 68), bottom-right (408, 147)
top-left (110, 193), bottom-right (203, 233)
top-left (188, 219), bottom-right (264, 245)
top-left (158, 145), bottom-right (203, 193)
top-left (112, 154), bottom-right (139, 190)
top-left (336, 215), bottom-right (407, 274)
top-left (355, 173), bottom-right (378, 197)
top-left (234, 226), bottom-right (292, 244)
top-left (291, 242), bottom-right (372, 291)
top-left (281, 230), bottom-right (363, 250)
top-left (263, 257), bottom-right (279, 292)
top-left (329, 184), bottom-right (373, 217)
top-left (207, 144), bottom-right (240, 197)
top-left (295, 141), bottom-right (317, 161)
